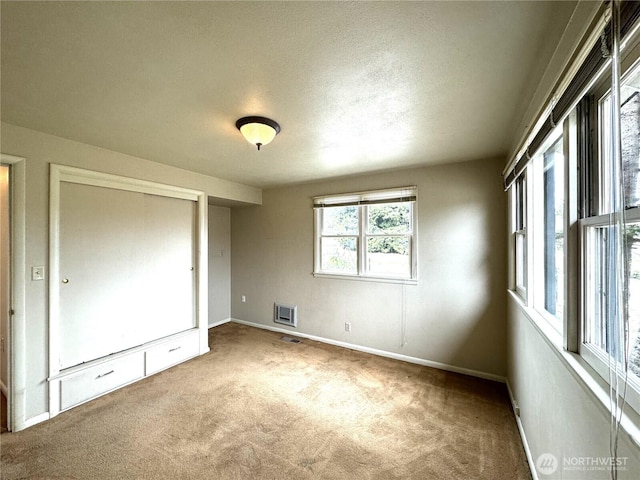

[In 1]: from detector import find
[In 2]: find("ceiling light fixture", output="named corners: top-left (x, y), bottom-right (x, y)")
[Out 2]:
top-left (235, 116), bottom-right (281, 150)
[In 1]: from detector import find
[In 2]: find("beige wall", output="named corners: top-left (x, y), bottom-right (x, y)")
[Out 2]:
top-left (231, 158), bottom-right (508, 377)
top-left (508, 297), bottom-right (640, 478)
top-left (0, 122), bottom-right (260, 425)
top-left (208, 205), bottom-right (231, 326)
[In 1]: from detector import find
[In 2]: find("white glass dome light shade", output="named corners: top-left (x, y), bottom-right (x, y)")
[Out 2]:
top-left (239, 122), bottom-right (276, 148)
top-left (236, 116), bottom-right (281, 150)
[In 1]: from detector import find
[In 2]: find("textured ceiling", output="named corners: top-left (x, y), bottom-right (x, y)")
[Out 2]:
top-left (1, 1), bottom-right (577, 188)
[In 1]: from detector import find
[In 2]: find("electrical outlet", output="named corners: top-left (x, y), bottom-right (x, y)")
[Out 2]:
top-left (241, 295), bottom-right (246, 303)
top-left (345, 322), bottom-right (351, 332)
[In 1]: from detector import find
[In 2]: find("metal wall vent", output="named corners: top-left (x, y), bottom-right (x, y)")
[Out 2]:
top-left (274, 303), bottom-right (297, 327)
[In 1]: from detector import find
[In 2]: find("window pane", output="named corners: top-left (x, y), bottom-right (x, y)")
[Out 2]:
top-left (322, 206), bottom-right (359, 235)
top-left (585, 222), bottom-right (640, 373)
top-left (599, 74), bottom-right (640, 213)
top-left (367, 203), bottom-right (411, 234)
top-left (584, 226), bottom-right (609, 353)
top-left (543, 138), bottom-right (564, 320)
top-left (513, 173), bottom-right (527, 296)
top-left (600, 95), bottom-right (613, 215)
top-left (627, 222), bottom-right (640, 377)
top-left (315, 196), bottom-right (416, 280)
top-left (515, 231), bottom-right (527, 291)
top-left (320, 237), bottom-right (357, 273)
top-left (515, 175), bottom-right (526, 230)
top-left (621, 85), bottom-right (640, 209)
top-left (366, 237), bottom-right (410, 276)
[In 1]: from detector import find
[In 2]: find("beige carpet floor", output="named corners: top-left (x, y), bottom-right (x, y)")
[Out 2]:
top-left (1, 322), bottom-right (531, 479)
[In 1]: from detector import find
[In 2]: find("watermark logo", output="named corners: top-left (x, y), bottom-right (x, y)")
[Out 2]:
top-left (536, 453), bottom-right (629, 476)
top-left (536, 453), bottom-right (558, 475)
top-left (563, 456), bottom-right (628, 472)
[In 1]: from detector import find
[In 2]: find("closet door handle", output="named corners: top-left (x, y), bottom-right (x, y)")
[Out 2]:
top-left (96, 370), bottom-right (114, 379)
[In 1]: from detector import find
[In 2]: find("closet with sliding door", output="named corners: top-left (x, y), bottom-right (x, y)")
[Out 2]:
top-left (47, 165), bottom-right (209, 417)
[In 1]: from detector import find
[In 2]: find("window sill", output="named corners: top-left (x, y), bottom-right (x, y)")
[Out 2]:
top-left (313, 272), bottom-right (418, 285)
top-left (508, 289), bottom-right (640, 449)
top-left (508, 289), bottom-right (563, 347)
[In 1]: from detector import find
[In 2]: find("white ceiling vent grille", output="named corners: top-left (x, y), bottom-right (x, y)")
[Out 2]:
top-left (274, 303), bottom-right (297, 328)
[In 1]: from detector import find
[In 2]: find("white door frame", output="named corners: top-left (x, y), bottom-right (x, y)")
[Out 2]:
top-left (1, 154), bottom-right (26, 432)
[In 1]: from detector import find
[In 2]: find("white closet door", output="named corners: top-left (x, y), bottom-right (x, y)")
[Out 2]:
top-left (140, 193), bottom-right (195, 340)
top-left (58, 182), bottom-right (195, 369)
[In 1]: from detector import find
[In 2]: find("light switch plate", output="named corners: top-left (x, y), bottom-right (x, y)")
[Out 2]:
top-left (32, 266), bottom-right (45, 281)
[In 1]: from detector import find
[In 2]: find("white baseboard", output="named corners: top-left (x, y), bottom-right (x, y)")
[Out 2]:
top-left (19, 412), bottom-right (50, 431)
top-left (229, 318), bottom-right (506, 383)
top-left (506, 379), bottom-right (537, 480)
top-left (208, 318), bottom-right (231, 329)
top-left (0, 380), bottom-right (7, 397)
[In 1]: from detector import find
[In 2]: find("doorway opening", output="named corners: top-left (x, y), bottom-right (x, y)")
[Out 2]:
top-left (1, 163), bottom-right (10, 432)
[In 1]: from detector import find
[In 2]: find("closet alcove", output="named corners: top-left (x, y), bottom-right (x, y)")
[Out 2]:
top-left (47, 165), bottom-right (209, 416)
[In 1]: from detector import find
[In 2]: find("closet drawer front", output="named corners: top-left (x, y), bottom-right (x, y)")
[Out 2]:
top-left (60, 353), bottom-right (145, 410)
top-left (146, 333), bottom-right (199, 375)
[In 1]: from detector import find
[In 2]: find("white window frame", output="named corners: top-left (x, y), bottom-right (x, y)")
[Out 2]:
top-left (313, 187), bottom-right (418, 284)
top-left (530, 125), bottom-right (566, 334)
top-left (511, 173), bottom-right (528, 300)
top-left (580, 208), bottom-right (640, 414)
top-left (577, 53), bottom-right (640, 415)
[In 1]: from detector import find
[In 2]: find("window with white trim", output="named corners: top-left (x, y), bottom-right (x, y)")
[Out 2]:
top-left (513, 173), bottom-right (527, 299)
top-left (313, 187), bottom-right (417, 282)
top-left (504, 1), bottom-right (640, 428)
top-left (581, 62), bottom-right (640, 394)
top-left (531, 127), bottom-right (566, 331)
